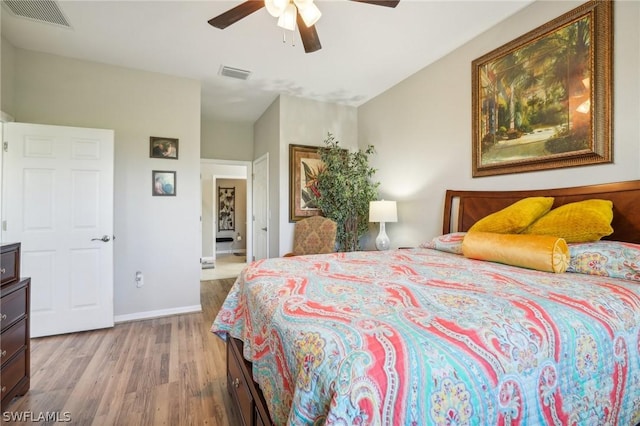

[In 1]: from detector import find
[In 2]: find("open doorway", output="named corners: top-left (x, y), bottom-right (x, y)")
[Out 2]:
top-left (200, 159), bottom-right (252, 279)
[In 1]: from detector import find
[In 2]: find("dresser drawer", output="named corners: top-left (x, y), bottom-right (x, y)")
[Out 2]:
top-left (227, 338), bottom-right (254, 426)
top-left (1, 348), bottom-right (27, 401)
top-left (0, 287), bottom-right (27, 332)
top-left (0, 244), bottom-right (19, 286)
top-left (0, 244), bottom-right (29, 411)
top-left (1, 319), bottom-right (27, 367)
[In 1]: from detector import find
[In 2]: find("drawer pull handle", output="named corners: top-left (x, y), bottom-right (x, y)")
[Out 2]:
top-left (1, 386), bottom-right (5, 393)
top-left (0, 268), bottom-right (5, 274)
top-left (233, 378), bottom-right (240, 388)
top-left (0, 314), bottom-right (6, 321)
top-left (0, 350), bottom-right (6, 357)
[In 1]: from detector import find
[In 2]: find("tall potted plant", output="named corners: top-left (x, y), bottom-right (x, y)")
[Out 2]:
top-left (312, 133), bottom-right (379, 252)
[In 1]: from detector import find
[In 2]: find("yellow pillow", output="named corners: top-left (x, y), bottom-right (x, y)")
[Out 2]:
top-left (462, 231), bottom-right (569, 273)
top-left (468, 197), bottom-right (554, 234)
top-left (523, 199), bottom-right (613, 243)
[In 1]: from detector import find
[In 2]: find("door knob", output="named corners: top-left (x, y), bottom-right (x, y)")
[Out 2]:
top-left (91, 235), bottom-right (111, 242)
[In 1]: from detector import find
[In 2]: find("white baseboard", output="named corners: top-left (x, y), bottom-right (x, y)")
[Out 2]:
top-left (114, 304), bottom-right (202, 323)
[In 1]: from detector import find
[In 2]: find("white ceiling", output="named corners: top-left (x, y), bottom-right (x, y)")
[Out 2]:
top-left (1, 0), bottom-right (534, 123)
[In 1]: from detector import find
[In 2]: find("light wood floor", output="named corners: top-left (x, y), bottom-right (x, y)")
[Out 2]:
top-left (4, 278), bottom-right (242, 426)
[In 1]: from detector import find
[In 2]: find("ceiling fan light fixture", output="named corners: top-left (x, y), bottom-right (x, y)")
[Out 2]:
top-left (277, 3), bottom-right (297, 31)
top-left (295, 0), bottom-right (321, 27)
top-left (265, 0), bottom-right (288, 18)
top-left (208, 0), bottom-right (398, 54)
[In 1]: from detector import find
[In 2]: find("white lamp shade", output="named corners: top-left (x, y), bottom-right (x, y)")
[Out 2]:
top-left (265, 0), bottom-right (289, 17)
top-left (295, 0), bottom-right (321, 27)
top-left (277, 3), bottom-right (297, 31)
top-left (369, 200), bottom-right (397, 223)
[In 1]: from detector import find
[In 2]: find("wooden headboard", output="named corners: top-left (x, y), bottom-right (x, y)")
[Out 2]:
top-left (443, 180), bottom-right (640, 244)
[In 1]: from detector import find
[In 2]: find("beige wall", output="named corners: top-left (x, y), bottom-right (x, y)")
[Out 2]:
top-left (254, 94), bottom-right (358, 256)
top-left (6, 46), bottom-right (202, 320)
top-left (201, 118), bottom-right (253, 160)
top-left (1, 38), bottom-right (16, 114)
top-left (254, 97), bottom-right (280, 258)
top-left (359, 0), bottom-right (640, 248)
top-left (278, 95), bottom-right (358, 255)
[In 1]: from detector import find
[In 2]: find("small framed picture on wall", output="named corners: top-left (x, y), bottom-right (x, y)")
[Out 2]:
top-left (218, 187), bottom-right (235, 231)
top-left (150, 136), bottom-right (179, 159)
top-left (152, 170), bottom-right (176, 196)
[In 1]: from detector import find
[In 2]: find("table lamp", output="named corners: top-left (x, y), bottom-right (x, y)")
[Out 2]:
top-left (369, 200), bottom-right (397, 250)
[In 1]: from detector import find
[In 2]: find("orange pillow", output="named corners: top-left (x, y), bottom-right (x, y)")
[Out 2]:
top-left (462, 232), bottom-right (569, 273)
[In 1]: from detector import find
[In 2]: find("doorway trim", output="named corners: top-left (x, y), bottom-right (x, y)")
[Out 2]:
top-left (252, 153), bottom-right (269, 261)
top-left (0, 111), bottom-right (15, 236)
top-left (200, 159), bottom-right (253, 264)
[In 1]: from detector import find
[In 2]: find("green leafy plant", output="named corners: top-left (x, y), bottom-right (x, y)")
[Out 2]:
top-left (312, 133), bottom-right (379, 252)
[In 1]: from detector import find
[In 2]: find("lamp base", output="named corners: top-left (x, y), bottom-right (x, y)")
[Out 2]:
top-left (375, 222), bottom-right (390, 251)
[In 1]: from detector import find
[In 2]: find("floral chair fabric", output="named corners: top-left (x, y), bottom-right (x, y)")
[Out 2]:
top-left (288, 216), bottom-right (337, 256)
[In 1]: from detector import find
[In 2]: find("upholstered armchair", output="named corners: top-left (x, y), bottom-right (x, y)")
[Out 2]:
top-left (285, 216), bottom-right (337, 257)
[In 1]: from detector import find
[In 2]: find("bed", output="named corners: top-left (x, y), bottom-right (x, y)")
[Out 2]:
top-left (212, 179), bottom-right (640, 425)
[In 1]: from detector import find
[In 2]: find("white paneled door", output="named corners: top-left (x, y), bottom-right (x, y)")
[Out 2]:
top-left (252, 154), bottom-right (268, 261)
top-left (2, 123), bottom-right (114, 337)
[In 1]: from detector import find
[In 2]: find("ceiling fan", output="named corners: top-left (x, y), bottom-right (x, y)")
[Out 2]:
top-left (208, 0), bottom-right (399, 54)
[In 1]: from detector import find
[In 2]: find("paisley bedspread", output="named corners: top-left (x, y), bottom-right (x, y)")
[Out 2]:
top-left (211, 248), bottom-right (640, 425)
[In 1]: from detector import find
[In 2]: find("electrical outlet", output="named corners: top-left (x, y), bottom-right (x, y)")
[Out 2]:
top-left (135, 271), bottom-right (144, 288)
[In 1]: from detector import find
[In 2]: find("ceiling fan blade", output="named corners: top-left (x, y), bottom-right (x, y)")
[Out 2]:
top-left (297, 13), bottom-right (322, 53)
top-left (208, 1), bottom-right (265, 29)
top-left (351, 0), bottom-right (399, 7)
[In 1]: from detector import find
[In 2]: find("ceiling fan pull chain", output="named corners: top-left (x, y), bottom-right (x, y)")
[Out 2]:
top-left (281, 29), bottom-right (296, 48)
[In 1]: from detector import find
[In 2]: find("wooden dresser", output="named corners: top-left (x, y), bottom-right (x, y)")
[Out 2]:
top-left (227, 335), bottom-right (273, 426)
top-left (1, 242), bottom-right (31, 411)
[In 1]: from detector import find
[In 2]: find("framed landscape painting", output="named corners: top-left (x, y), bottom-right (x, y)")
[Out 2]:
top-left (471, 0), bottom-right (612, 177)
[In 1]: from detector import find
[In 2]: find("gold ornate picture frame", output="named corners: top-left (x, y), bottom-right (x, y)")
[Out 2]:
top-left (472, 0), bottom-right (612, 177)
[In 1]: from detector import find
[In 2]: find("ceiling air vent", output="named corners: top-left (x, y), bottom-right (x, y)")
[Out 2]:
top-left (219, 65), bottom-right (251, 81)
top-left (3, 0), bottom-right (71, 28)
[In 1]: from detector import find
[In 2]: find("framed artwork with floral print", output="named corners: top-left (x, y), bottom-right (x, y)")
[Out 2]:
top-left (289, 144), bottom-right (324, 222)
top-left (218, 187), bottom-right (235, 231)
